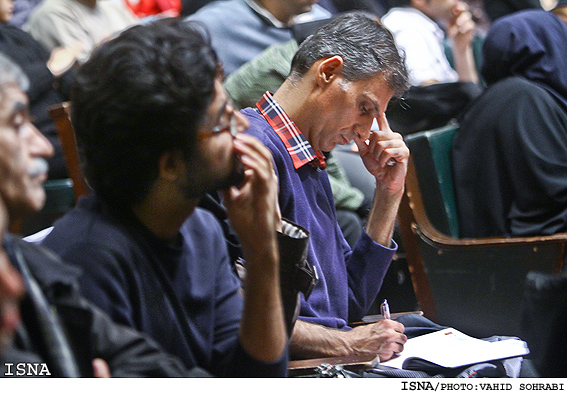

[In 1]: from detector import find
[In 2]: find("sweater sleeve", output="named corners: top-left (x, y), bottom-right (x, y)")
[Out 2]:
top-left (345, 232), bottom-right (397, 322)
top-left (86, 301), bottom-right (200, 377)
top-left (222, 341), bottom-right (289, 377)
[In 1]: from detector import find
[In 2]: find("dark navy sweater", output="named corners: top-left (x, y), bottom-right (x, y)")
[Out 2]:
top-left (42, 195), bottom-right (287, 377)
top-left (243, 107), bottom-right (396, 329)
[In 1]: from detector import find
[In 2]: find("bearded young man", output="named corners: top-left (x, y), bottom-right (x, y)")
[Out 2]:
top-left (42, 19), bottom-right (293, 377)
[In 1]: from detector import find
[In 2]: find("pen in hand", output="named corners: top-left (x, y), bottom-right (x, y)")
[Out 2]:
top-left (380, 299), bottom-right (391, 320)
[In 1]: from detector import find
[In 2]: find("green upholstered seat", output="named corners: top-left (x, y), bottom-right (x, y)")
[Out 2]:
top-left (19, 178), bottom-right (75, 236)
top-left (398, 124), bottom-right (566, 338)
top-left (405, 124), bottom-right (460, 237)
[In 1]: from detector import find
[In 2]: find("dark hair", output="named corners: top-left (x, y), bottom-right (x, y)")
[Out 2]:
top-left (71, 18), bottom-right (219, 207)
top-left (290, 12), bottom-right (409, 97)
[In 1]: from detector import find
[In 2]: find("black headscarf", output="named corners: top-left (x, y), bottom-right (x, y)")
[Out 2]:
top-left (481, 9), bottom-right (567, 108)
top-left (452, 10), bottom-right (567, 237)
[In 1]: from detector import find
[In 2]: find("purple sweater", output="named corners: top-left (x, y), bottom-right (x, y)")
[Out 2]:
top-left (243, 107), bottom-right (396, 329)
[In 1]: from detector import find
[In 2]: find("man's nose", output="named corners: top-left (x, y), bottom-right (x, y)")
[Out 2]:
top-left (26, 122), bottom-right (54, 159)
top-left (354, 119), bottom-right (373, 140)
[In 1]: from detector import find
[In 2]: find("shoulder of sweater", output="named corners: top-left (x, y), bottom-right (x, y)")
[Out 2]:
top-left (241, 108), bottom-right (278, 141)
top-left (98, 0), bottom-right (138, 17)
top-left (186, 207), bottom-right (225, 235)
top-left (44, 202), bottom-right (133, 257)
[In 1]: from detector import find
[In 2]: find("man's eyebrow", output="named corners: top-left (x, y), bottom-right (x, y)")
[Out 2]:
top-left (10, 101), bottom-right (29, 120)
top-left (362, 94), bottom-right (380, 115)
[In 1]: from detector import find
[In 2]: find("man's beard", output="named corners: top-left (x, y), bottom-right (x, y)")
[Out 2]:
top-left (209, 152), bottom-right (246, 193)
top-left (178, 152), bottom-right (246, 199)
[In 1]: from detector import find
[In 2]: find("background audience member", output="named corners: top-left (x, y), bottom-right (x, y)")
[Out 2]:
top-left (383, 0), bottom-right (478, 87)
top-left (179, 0), bottom-right (388, 17)
top-left (0, 52), bottom-right (207, 378)
top-left (7, 0), bottom-right (42, 28)
top-left (382, 0), bottom-right (482, 134)
top-left (242, 13), bottom-right (442, 362)
top-left (482, 0), bottom-right (542, 21)
top-left (186, 0), bottom-right (331, 75)
top-left (123, 0), bottom-right (181, 17)
top-left (330, 0), bottom-right (390, 15)
top-left (553, 0), bottom-right (567, 22)
top-left (310, 0), bottom-right (392, 15)
top-left (24, 0), bottom-right (137, 64)
top-left (0, 0), bottom-right (78, 179)
top-left (180, 0), bottom-right (213, 16)
top-left (452, 7), bottom-right (567, 237)
top-left (42, 19), bottom-right (290, 377)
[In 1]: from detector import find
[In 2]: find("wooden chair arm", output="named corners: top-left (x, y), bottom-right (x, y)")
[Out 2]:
top-left (399, 158), bottom-right (567, 336)
top-left (288, 353), bottom-right (379, 377)
top-left (406, 156), bottom-right (567, 250)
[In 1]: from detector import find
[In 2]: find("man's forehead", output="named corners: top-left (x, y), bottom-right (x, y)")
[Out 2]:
top-left (0, 84), bottom-right (27, 123)
top-left (348, 77), bottom-right (393, 108)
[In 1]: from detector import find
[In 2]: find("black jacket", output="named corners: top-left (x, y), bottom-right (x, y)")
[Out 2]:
top-left (1, 233), bottom-right (208, 377)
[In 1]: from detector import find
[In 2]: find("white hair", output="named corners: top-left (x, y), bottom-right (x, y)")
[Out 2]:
top-left (0, 53), bottom-right (30, 101)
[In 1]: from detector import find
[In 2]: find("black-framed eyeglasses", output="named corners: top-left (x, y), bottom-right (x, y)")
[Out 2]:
top-left (197, 109), bottom-right (238, 141)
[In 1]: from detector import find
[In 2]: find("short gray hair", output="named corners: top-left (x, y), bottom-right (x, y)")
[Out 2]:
top-left (0, 53), bottom-right (29, 100)
top-left (290, 12), bottom-right (409, 98)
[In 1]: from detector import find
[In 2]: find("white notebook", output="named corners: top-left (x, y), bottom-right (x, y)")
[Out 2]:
top-left (380, 328), bottom-right (529, 370)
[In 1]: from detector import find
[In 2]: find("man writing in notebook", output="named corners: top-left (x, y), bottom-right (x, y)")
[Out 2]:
top-left (241, 12), bottom-right (436, 361)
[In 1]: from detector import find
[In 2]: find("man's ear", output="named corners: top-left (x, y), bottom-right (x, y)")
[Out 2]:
top-left (316, 55), bottom-right (344, 87)
top-left (158, 151), bottom-right (184, 182)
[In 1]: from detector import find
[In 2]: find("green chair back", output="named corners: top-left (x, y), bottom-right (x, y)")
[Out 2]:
top-left (19, 178), bottom-right (75, 236)
top-left (405, 124), bottom-right (460, 237)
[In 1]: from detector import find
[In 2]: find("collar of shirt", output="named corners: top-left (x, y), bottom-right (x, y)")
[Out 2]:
top-left (255, 91), bottom-right (326, 170)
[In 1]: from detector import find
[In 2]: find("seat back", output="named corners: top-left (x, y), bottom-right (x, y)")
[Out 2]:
top-left (398, 124), bottom-right (566, 337)
top-left (13, 179), bottom-right (75, 236)
top-left (404, 124), bottom-right (460, 237)
top-left (49, 102), bottom-right (89, 200)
